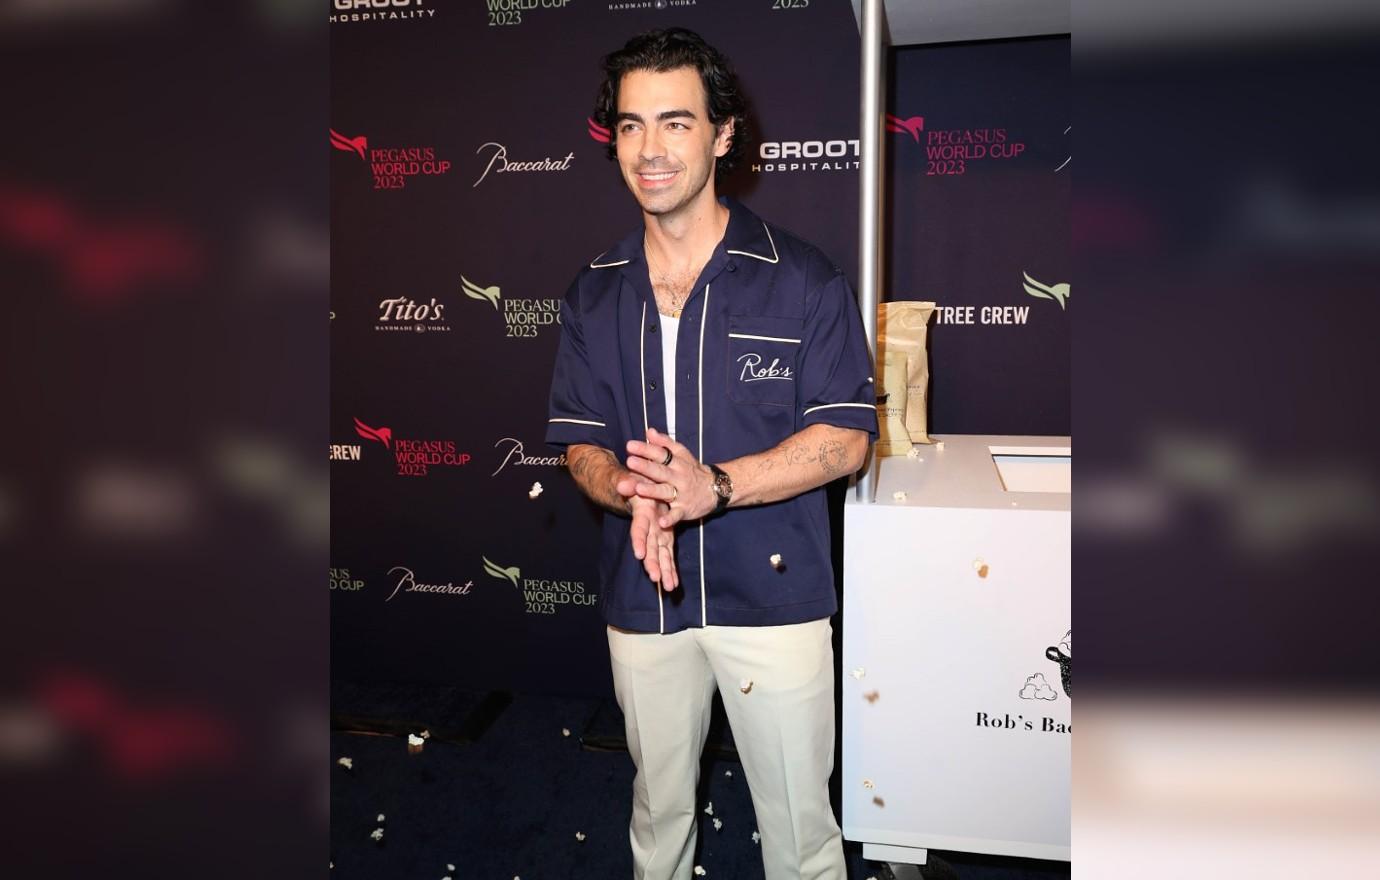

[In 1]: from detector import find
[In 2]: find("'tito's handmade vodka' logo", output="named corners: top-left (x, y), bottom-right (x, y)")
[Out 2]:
top-left (376, 296), bottom-right (450, 333)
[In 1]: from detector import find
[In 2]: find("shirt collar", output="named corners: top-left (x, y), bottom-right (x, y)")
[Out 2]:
top-left (587, 197), bottom-right (779, 270)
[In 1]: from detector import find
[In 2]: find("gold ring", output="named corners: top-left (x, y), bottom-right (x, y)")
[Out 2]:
top-left (669, 485), bottom-right (679, 501)
top-left (661, 448), bottom-right (674, 466)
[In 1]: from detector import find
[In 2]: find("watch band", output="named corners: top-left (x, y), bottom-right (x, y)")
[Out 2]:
top-left (708, 463), bottom-right (732, 513)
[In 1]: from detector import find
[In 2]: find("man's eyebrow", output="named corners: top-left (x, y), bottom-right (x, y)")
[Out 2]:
top-left (614, 109), bottom-right (699, 124)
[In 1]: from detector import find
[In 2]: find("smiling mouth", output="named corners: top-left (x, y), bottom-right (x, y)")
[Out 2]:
top-left (636, 170), bottom-right (678, 185)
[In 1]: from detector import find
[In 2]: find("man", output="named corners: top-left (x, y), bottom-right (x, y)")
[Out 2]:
top-left (546, 28), bottom-right (877, 880)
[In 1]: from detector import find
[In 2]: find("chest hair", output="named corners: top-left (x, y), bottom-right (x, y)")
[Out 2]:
top-left (651, 266), bottom-right (702, 317)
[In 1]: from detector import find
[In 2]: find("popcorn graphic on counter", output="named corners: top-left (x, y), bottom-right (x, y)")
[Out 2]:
top-left (1019, 673), bottom-right (1058, 701)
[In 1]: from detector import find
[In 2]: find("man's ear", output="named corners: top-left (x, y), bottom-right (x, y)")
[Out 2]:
top-left (714, 118), bottom-right (735, 158)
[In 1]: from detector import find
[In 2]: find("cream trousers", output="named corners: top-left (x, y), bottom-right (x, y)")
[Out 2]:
top-left (607, 619), bottom-right (846, 880)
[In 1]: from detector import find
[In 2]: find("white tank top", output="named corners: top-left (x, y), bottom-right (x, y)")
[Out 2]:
top-left (660, 313), bottom-right (680, 440)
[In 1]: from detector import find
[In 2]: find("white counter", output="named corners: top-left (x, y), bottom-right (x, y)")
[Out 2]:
top-left (842, 434), bottom-right (1071, 864)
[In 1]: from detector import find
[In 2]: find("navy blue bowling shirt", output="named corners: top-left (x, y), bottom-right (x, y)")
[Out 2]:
top-left (546, 198), bottom-right (878, 634)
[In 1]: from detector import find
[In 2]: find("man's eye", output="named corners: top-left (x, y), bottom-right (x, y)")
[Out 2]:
top-left (667, 122), bottom-right (687, 130)
top-left (619, 123), bottom-right (639, 134)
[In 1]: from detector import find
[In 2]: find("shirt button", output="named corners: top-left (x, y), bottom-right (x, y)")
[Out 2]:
top-left (648, 323), bottom-right (658, 333)
top-left (648, 380), bottom-right (657, 391)
top-left (727, 261), bottom-right (737, 273)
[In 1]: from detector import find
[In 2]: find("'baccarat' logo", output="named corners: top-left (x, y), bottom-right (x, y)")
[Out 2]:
top-left (384, 566), bottom-right (472, 602)
top-left (351, 418), bottom-right (470, 477)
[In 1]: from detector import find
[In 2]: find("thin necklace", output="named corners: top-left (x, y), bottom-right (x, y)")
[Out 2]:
top-left (645, 242), bottom-right (691, 318)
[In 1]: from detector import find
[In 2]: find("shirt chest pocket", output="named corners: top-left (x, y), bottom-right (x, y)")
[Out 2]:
top-left (726, 316), bottom-right (802, 407)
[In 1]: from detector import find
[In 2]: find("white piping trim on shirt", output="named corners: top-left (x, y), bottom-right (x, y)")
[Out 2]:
top-left (638, 301), bottom-right (649, 439)
top-left (589, 252), bottom-right (630, 268)
top-left (638, 300), bottom-right (662, 634)
top-left (727, 332), bottom-right (801, 344)
top-left (803, 402), bottom-right (875, 416)
top-left (697, 284), bottom-right (710, 629)
top-left (548, 417), bottom-right (606, 427)
top-left (726, 223), bottom-right (779, 264)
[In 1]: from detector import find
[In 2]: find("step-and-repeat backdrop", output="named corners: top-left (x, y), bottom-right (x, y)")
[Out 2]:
top-left (330, 0), bottom-right (1069, 696)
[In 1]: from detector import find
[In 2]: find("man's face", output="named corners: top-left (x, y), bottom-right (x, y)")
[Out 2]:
top-left (613, 66), bottom-right (733, 219)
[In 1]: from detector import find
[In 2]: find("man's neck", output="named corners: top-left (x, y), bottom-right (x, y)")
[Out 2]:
top-left (642, 192), bottom-right (730, 270)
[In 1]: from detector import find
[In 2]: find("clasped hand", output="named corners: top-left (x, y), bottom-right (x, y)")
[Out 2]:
top-left (616, 428), bottom-right (718, 593)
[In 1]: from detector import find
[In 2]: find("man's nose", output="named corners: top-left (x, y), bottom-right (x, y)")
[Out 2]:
top-left (638, 127), bottom-right (665, 162)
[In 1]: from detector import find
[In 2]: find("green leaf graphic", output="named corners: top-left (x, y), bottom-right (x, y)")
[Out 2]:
top-left (461, 276), bottom-right (501, 309)
top-left (1022, 271), bottom-right (1070, 310)
top-left (482, 556), bottom-right (521, 587)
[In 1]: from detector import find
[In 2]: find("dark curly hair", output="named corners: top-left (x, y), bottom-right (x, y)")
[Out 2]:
top-left (593, 28), bottom-right (750, 178)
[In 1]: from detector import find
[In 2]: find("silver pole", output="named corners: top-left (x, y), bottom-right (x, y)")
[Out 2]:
top-left (854, 0), bottom-right (886, 504)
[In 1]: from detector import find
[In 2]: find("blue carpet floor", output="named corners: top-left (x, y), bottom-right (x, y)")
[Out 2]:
top-left (329, 683), bottom-right (1070, 880)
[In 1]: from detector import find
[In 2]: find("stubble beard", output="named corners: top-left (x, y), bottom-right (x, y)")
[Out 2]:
top-left (626, 157), bottom-right (716, 220)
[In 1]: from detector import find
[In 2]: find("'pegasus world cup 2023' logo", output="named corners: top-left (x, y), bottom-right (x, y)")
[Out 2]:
top-left (483, 555), bottom-right (597, 616)
top-left (460, 272), bottom-right (560, 340)
top-left (887, 110), bottom-right (1028, 177)
top-left (486, 0), bottom-right (573, 27)
top-left (331, 128), bottom-right (452, 191)
top-left (352, 417), bottom-right (470, 477)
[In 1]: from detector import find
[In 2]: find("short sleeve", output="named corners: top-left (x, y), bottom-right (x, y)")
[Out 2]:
top-left (797, 272), bottom-right (879, 439)
top-left (546, 281), bottom-right (613, 451)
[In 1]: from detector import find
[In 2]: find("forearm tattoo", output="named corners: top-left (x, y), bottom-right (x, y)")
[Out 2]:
top-left (567, 445), bottom-right (631, 515)
top-left (818, 439), bottom-right (848, 476)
